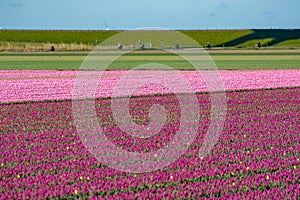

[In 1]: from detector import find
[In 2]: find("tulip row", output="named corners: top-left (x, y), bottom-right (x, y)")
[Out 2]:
top-left (1, 70), bottom-right (300, 103)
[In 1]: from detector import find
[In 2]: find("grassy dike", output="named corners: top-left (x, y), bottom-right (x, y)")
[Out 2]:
top-left (1, 29), bottom-right (300, 52)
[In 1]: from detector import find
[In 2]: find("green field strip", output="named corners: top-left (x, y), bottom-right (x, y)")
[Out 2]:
top-left (1, 29), bottom-right (300, 50)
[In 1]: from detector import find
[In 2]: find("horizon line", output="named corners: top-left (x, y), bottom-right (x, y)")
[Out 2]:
top-left (1, 28), bottom-right (300, 31)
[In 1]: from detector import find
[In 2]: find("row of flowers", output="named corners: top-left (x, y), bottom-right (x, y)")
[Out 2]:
top-left (1, 70), bottom-right (300, 103)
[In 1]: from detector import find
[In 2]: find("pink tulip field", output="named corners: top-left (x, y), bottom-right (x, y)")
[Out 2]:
top-left (1, 70), bottom-right (300, 103)
top-left (0, 69), bottom-right (300, 199)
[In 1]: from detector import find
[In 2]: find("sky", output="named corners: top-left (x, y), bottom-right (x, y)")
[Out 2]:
top-left (0, 0), bottom-right (300, 30)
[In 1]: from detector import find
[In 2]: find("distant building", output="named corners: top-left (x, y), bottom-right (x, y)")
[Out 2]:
top-left (117, 43), bottom-right (123, 50)
top-left (50, 46), bottom-right (55, 52)
top-left (205, 42), bottom-right (211, 49)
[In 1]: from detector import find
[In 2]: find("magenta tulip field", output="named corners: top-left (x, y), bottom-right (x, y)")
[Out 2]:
top-left (1, 70), bottom-right (300, 199)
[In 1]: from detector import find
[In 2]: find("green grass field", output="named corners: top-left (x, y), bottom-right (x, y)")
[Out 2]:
top-left (0, 30), bottom-right (120, 44)
top-left (1, 29), bottom-right (300, 70)
top-left (1, 29), bottom-right (300, 52)
top-left (1, 51), bottom-right (300, 70)
top-left (181, 29), bottom-right (300, 48)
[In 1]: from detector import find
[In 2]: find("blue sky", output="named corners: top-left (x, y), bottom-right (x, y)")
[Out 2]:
top-left (0, 0), bottom-right (299, 30)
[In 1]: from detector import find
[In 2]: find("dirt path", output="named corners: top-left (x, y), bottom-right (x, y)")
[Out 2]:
top-left (1, 49), bottom-right (300, 55)
top-left (206, 49), bottom-right (300, 53)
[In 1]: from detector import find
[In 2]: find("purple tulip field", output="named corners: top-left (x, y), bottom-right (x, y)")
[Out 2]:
top-left (1, 69), bottom-right (300, 199)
